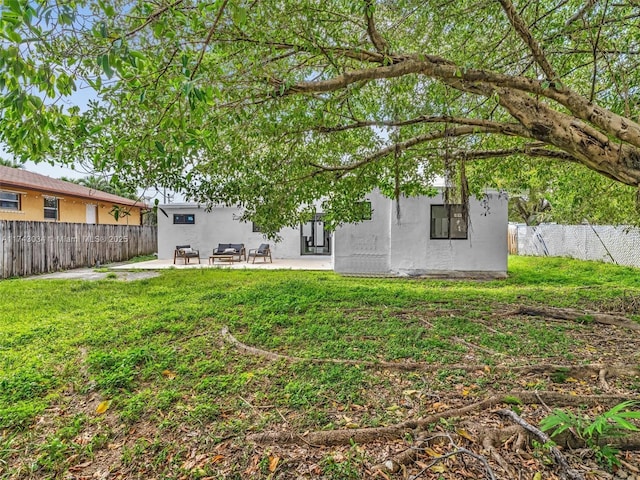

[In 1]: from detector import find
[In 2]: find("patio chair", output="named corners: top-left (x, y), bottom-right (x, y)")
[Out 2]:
top-left (247, 243), bottom-right (272, 263)
top-left (174, 245), bottom-right (201, 264)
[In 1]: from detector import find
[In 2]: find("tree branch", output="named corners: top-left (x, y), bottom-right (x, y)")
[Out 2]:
top-left (283, 58), bottom-right (426, 94)
top-left (364, 0), bottom-right (390, 55)
top-left (495, 87), bottom-right (640, 185)
top-left (124, 0), bottom-right (185, 38)
top-left (587, 0), bottom-right (608, 103)
top-left (308, 124), bottom-right (533, 173)
top-left (497, 0), bottom-right (558, 80)
top-left (314, 115), bottom-right (525, 134)
top-left (447, 146), bottom-right (580, 163)
top-left (190, 0), bottom-right (229, 81)
top-left (281, 55), bottom-right (640, 153)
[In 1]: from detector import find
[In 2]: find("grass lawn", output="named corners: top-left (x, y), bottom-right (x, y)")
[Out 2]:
top-left (1, 256), bottom-right (640, 479)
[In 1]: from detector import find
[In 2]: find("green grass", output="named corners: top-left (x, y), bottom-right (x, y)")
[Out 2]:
top-left (1, 256), bottom-right (639, 477)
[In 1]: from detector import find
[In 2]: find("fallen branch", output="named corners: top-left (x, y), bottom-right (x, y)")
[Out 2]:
top-left (372, 428), bottom-right (518, 475)
top-left (221, 327), bottom-right (640, 378)
top-left (248, 396), bottom-right (504, 446)
top-left (497, 409), bottom-right (585, 480)
top-left (516, 305), bottom-right (640, 331)
top-left (247, 392), bottom-right (640, 446)
top-left (413, 434), bottom-right (497, 480)
top-left (373, 423), bottom-right (640, 476)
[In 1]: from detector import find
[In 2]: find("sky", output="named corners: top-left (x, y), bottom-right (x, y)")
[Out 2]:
top-left (2, 147), bottom-right (183, 204)
top-left (24, 161), bottom-right (86, 180)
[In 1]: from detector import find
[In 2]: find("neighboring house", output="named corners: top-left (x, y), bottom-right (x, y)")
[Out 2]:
top-left (158, 189), bottom-right (508, 277)
top-left (0, 166), bottom-right (146, 225)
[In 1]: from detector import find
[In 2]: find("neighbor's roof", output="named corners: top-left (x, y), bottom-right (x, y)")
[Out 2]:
top-left (0, 165), bottom-right (145, 207)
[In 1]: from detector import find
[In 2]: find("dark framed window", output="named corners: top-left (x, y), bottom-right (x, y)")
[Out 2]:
top-left (355, 201), bottom-right (372, 221)
top-left (252, 222), bottom-right (262, 232)
top-left (430, 204), bottom-right (467, 240)
top-left (0, 191), bottom-right (20, 210)
top-left (44, 197), bottom-right (59, 220)
top-left (173, 214), bottom-right (195, 224)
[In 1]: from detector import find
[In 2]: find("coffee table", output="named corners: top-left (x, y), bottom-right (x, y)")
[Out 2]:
top-left (209, 255), bottom-right (234, 264)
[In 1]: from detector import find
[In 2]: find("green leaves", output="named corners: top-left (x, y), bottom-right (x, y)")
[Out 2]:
top-left (231, 3), bottom-right (247, 26)
top-left (539, 408), bottom-right (582, 438)
top-left (3, 0), bottom-right (640, 229)
top-left (541, 401), bottom-right (640, 439)
top-left (97, 54), bottom-right (114, 79)
top-left (541, 401), bottom-right (640, 470)
top-left (588, 400), bottom-right (640, 436)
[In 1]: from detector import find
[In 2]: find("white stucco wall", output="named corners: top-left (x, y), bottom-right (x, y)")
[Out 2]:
top-left (157, 204), bottom-right (323, 260)
top-left (158, 191), bottom-right (507, 276)
top-left (334, 190), bottom-right (508, 277)
top-left (333, 191), bottom-right (391, 274)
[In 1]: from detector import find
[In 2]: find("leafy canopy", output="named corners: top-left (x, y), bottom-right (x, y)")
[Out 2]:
top-left (2, 0), bottom-right (640, 230)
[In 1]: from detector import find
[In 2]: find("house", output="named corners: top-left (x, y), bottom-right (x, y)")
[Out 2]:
top-left (0, 166), bottom-right (146, 225)
top-left (158, 189), bottom-right (508, 277)
top-left (334, 190), bottom-right (507, 277)
top-left (157, 203), bottom-right (320, 261)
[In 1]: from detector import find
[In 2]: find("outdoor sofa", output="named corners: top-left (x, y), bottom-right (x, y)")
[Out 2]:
top-left (210, 243), bottom-right (246, 262)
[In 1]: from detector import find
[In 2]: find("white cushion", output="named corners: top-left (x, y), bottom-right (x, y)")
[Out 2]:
top-left (223, 248), bottom-right (237, 254)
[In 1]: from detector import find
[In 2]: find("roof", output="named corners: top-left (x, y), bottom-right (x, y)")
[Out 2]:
top-left (0, 165), bottom-right (146, 207)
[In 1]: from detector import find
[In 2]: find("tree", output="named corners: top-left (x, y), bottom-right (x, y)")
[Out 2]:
top-left (77, 175), bottom-right (138, 201)
top-left (0, 158), bottom-right (23, 168)
top-left (59, 174), bottom-right (138, 200)
top-left (2, 0), bottom-right (640, 231)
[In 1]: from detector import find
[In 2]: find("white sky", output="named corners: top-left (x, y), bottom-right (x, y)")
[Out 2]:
top-left (23, 161), bottom-right (86, 180)
top-left (2, 149), bottom-right (181, 203)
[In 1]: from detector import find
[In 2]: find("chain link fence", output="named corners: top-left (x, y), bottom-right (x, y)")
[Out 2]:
top-left (508, 223), bottom-right (640, 268)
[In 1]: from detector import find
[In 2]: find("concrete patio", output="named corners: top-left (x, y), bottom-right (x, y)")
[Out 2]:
top-left (110, 257), bottom-right (333, 271)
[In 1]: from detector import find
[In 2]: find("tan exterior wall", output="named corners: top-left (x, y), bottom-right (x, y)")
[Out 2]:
top-left (0, 187), bottom-right (142, 225)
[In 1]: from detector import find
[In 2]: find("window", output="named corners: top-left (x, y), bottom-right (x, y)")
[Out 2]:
top-left (430, 205), bottom-right (468, 239)
top-left (173, 214), bottom-right (195, 224)
top-left (0, 191), bottom-right (20, 210)
top-left (355, 201), bottom-right (372, 221)
top-left (252, 222), bottom-right (262, 232)
top-left (44, 197), bottom-right (59, 220)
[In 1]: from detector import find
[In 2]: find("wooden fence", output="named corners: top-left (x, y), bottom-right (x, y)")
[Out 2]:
top-left (0, 221), bottom-right (157, 278)
top-left (507, 226), bottom-right (518, 255)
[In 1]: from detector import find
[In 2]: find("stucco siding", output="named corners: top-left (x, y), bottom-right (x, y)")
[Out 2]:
top-left (158, 191), bottom-right (507, 276)
top-left (421, 192), bottom-right (508, 274)
top-left (334, 190), bottom-right (390, 274)
top-left (0, 187), bottom-right (141, 225)
top-left (335, 190), bottom-right (507, 276)
top-left (158, 205), bottom-right (307, 260)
